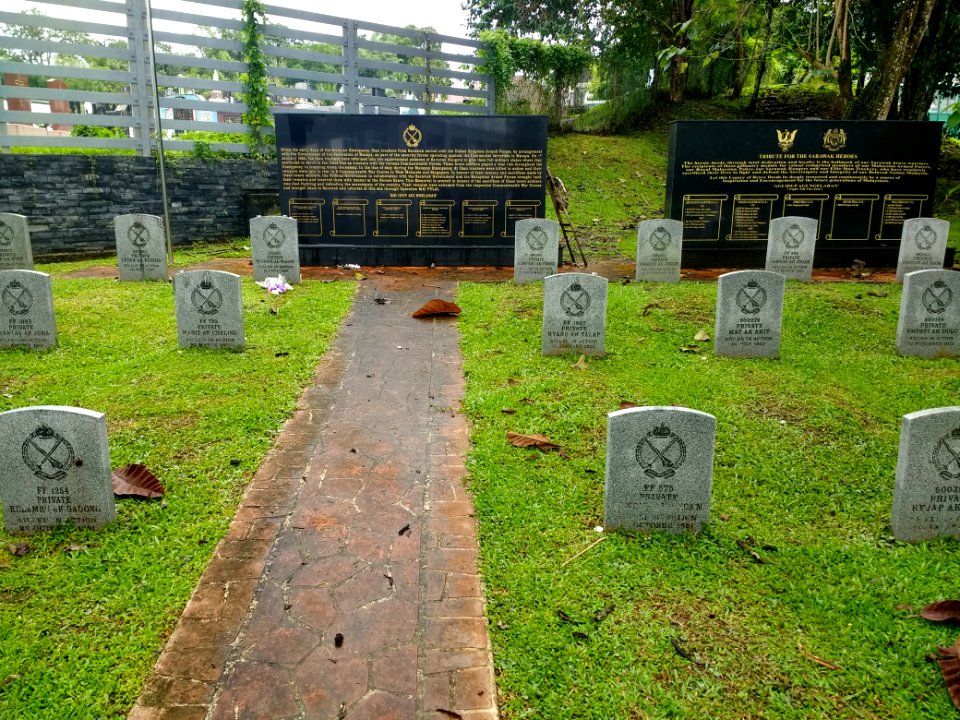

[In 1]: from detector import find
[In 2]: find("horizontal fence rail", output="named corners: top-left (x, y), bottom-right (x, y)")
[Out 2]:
top-left (0, 0), bottom-right (494, 155)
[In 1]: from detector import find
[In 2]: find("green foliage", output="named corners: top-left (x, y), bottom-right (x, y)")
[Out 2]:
top-left (239, 0), bottom-right (273, 157)
top-left (70, 125), bottom-right (127, 139)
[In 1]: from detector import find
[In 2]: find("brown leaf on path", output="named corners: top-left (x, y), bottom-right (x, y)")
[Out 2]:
top-left (507, 431), bottom-right (560, 452)
top-left (113, 464), bottom-right (165, 499)
top-left (571, 354), bottom-right (588, 370)
top-left (434, 710), bottom-right (463, 719)
top-left (920, 600), bottom-right (960, 624)
top-left (694, 329), bottom-right (711, 342)
top-left (412, 299), bottom-right (462, 318)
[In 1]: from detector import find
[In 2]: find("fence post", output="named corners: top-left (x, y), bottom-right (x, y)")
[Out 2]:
top-left (487, 75), bottom-right (496, 116)
top-left (126, 0), bottom-right (155, 157)
top-left (343, 20), bottom-right (359, 114)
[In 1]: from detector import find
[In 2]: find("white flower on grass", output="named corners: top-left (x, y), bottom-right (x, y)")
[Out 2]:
top-left (256, 275), bottom-right (293, 295)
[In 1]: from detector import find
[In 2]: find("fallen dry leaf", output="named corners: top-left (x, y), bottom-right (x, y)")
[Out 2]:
top-left (679, 344), bottom-right (700, 353)
top-left (641, 302), bottom-right (662, 316)
top-left (507, 431), bottom-right (560, 452)
top-left (501, 408), bottom-right (516, 414)
top-left (619, 401), bottom-right (638, 410)
top-left (8, 543), bottom-right (30, 557)
top-left (571, 354), bottom-right (588, 370)
top-left (112, 464), bottom-right (165, 499)
top-left (412, 299), bottom-right (462, 318)
top-left (694, 329), bottom-right (711, 342)
top-left (434, 710), bottom-right (463, 719)
top-left (936, 639), bottom-right (960, 711)
top-left (920, 600), bottom-right (960, 624)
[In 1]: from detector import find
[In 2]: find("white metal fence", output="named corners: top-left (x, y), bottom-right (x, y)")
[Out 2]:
top-left (0, 0), bottom-right (494, 155)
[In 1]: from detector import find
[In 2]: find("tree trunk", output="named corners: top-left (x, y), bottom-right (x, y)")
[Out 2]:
top-left (666, 0), bottom-right (694, 104)
top-left (898, 0), bottom-right (958, 120)
top-left (731, 0), bottom-right (746, 99)
top-left (748, 0), bottom-right (778, 115)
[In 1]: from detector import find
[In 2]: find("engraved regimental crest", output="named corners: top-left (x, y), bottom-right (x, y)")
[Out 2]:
top-left (2, 279), bottom-right (32, 315)
top-left (922, 280), bottom-right (953, 315)
top-left (265, 222), bottom-right (285, 249)
top-left (525, 226), bottom-right (547, 251)
top-left (914, 224), bottom-right (937, 250)
top-left (635, 424), bottom-right (686, 479)
top-left (782, 223), bottom-right (805, 249)
top-left (932, 427), bottom-right (960, 481)
top-left (403, 124), bottom-right (422, 148)
top-left (649, 225), bottom-right (672, 251)
top-left (822, 128), bottom-right (847, 151)
top-left (560, 282), bottom-right (591, 317)
top-left (127, 221), bottom-right (150, 248)
top-left (776, 129), bottom-right (797, 152)
top-left (22, 425), bottom-right (75, 481)
top-left (0, 220), bottom-right (12, 247)
top-left (191, 273), bottom-right (223, 315)
top-left (736, 280), bottom-right (767, 315)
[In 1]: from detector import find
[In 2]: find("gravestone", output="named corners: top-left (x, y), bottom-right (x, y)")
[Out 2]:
top-left (250, 215), bottom-right (301, 284)
top-left (115, 214), bottom-right (167, 281)
top-left (714, 270), bottom-right (786, 358)
top-left (764, 216), bottom-right (818, 281)
top-left (891, 407), bottom-right (960, 541)
top-left (0, 270), bottom-right (57, 350)
top-left (542, 272), bottom-right (607, 356)
top-left (0, 406), bottom-right (115, 535)
top-left (514, 218), bottom-right (559, 283)
top-left (896, 269), bottom-right (960, 358)
top-left (896, 217), bottom-right (950, 282)
top-left (174, 270), bottom-right (245, 350)
top-left (0, 213), bottom-right (33, 271)
top-left (635, 219), bottom-right (683, 283)
top-left (604, 406), bottom-right (716, 533)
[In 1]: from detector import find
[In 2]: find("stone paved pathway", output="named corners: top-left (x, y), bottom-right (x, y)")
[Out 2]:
top-left (129, 274), bottom-right (497, 720)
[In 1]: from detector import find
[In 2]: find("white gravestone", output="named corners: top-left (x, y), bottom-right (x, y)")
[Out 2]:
top-left (250, 215), bottom-right (301, 284)
top-left (0, 269), bottom-right (57, 350)
top-left (115, 214), bottom-right (168, 281)
top-left (635, 219), bottom-right (683, 283)
top-left (896, 269), bottom-right (960, 358)
top-left (514, 218), bottom-right (560, 283)
top-left (764, 216), bottom-right (818, 282)
top-left (174, 270), bottom-right (245, 350)
top-left (896, 217), bottom-right (950, 282)
top-left (891, 407), bottom-right (960, 541)
top-left (0, 406), bottom-right (115, 535)
top-left (542, 272), bottom-right (608, 356)
top-left (714, 270), bottom-right (785, 358)
top-left (604, 406), bottom-right (716, 533)
top-left (0, 213), bottom-right (33, 271)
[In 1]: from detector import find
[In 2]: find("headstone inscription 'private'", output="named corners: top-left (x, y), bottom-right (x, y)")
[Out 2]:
top-left (636, 219), bottom-right (683, 283)
top-left (764, 216), bottom-right (818, 281)
top-left (0, 406), bottom-right (115, 535)
top-left (714, 270), bottom-right (785, 358)
top-left (250, 215), bottom-right (301, 284)
top-left (115, 214), bottom-right (167, 281)
top-left (891, 407), bottom-right (960, 541)
top-left (542, 273), bottom-right (608, 356)
top-left (173, 270), bottom-right (245, 350)
top-left (0, 213), bottom-right (33, 271)
top-left (896, 217), bottom-right (950, 282)
top-left (605, 406), bottom-right (716, 533)
top-left (896, 269), bottom-right (960, 358)
top-left (0, 269), bottom-right (56, 350)
top-left (514, 218), bottom-right (559, 283)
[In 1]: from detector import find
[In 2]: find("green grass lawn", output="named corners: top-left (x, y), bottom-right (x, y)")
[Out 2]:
top-left (0, 269), bottom-right (354, 718)
top-left (458, 279), bottom-right (960, 719)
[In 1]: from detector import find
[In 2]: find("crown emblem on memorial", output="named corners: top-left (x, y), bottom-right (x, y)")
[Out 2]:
top-left (526, 226), bottom-right (547, 250)
top-left (403, 124), bottom-right (423, 148)
top-left (560, 281), bottom-right (591, 317)
top-left (191, 272), bottom-right (224, 315)
top-left (932, 427), bottom-right (960, 480)
top-left (22, 424), bottom-right (75, 481)
top-left (128, 221), bottom-right (150, 247)
top-left (822, 128), bottom-right (847, 151)
top-left (265, 222), bottom-right (285, 248)
top-left (0, 220), bottom-right (12, 246)
top-left (736, 280), bottom-right (767, 315)
top-left (650, 226), bottom-right (672, 251)
top-left (2, 279), bottom-right (33, 315)
top-left (915, 225), bottom-right (936, 249)
top-left (922, 280), bottom-right (952, 315)
top-left (635, 424), bottom-right (686, 479)
top-left (776, 129), bottom-right (797, 152)
top-left (783, 224), bottom-right (804, 249)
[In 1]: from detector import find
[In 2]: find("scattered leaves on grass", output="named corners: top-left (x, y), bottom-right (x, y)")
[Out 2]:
top-left (619, 401), bottom-right (638, 410)
top-left (557, 609), bottom-right (579, 624)
top-left (112, 464), bottom-right (165, 499)
top-left (694, 329), bottom-right (711, 342)
top-left (921, 601), bottom-right (960, 624)
top-left (501, 408), bottom-right (516, 414)
top-left (931, 641), bottom-right (960, 712)
top-left (412, 299), bottom-right (462, 318)
top-left (671, 638), bottom-right (706, 666)
top-left (679, 344), bottom-right (700, 353)
top-left (649, 322), bottom-right (663, 332)
top-left (67, 544), bottom-right (90, 554)
top-left (8, 543), bottom-right (30, 557)
top-left (594, 603), bottom-right (616, 623)
top-left (642, 302), bottom-right (662, 316)
top-left (507, 432), bottom-right (560, 451)
top-left (735, 538), bottom-right (768, 564)
top-left (520, 397), bottom-right (534, 405)
top-left (571, 354), bottom-right (589, 370)
top-left (868, 290), bottom-right (889, 298)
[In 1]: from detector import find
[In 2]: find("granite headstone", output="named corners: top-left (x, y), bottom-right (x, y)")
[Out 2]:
top-left (115, 214), bottom-right (167, 281)
top-left (896, 269), bottom-right (960, 358)
top-left (250, 215), bottom-right (301, 284)
top-left (764, 216), bottom-right (818, 282)
top-left (514, 218), bottom-right (560, 283)
top-left (0, 213), bottom-right (33, 271)
top-left (173, 270), bottom-right (245, 350)
top-left (895, 217), bottom-right (950, 282)
top-left (714, 270), bottom-right (785, 358)
top-left (891, 407), bottom-right (960, 541)
top-left (542, 272), bottom-right (608, 356)
top-left (0, 406), bottom-right (115, 535)
top-left (604, 406), bottom-right (716, 533)
top-left (0, 269), bottom-right (56, 350)
top-left (635, 219), bottom-right (683, 283)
